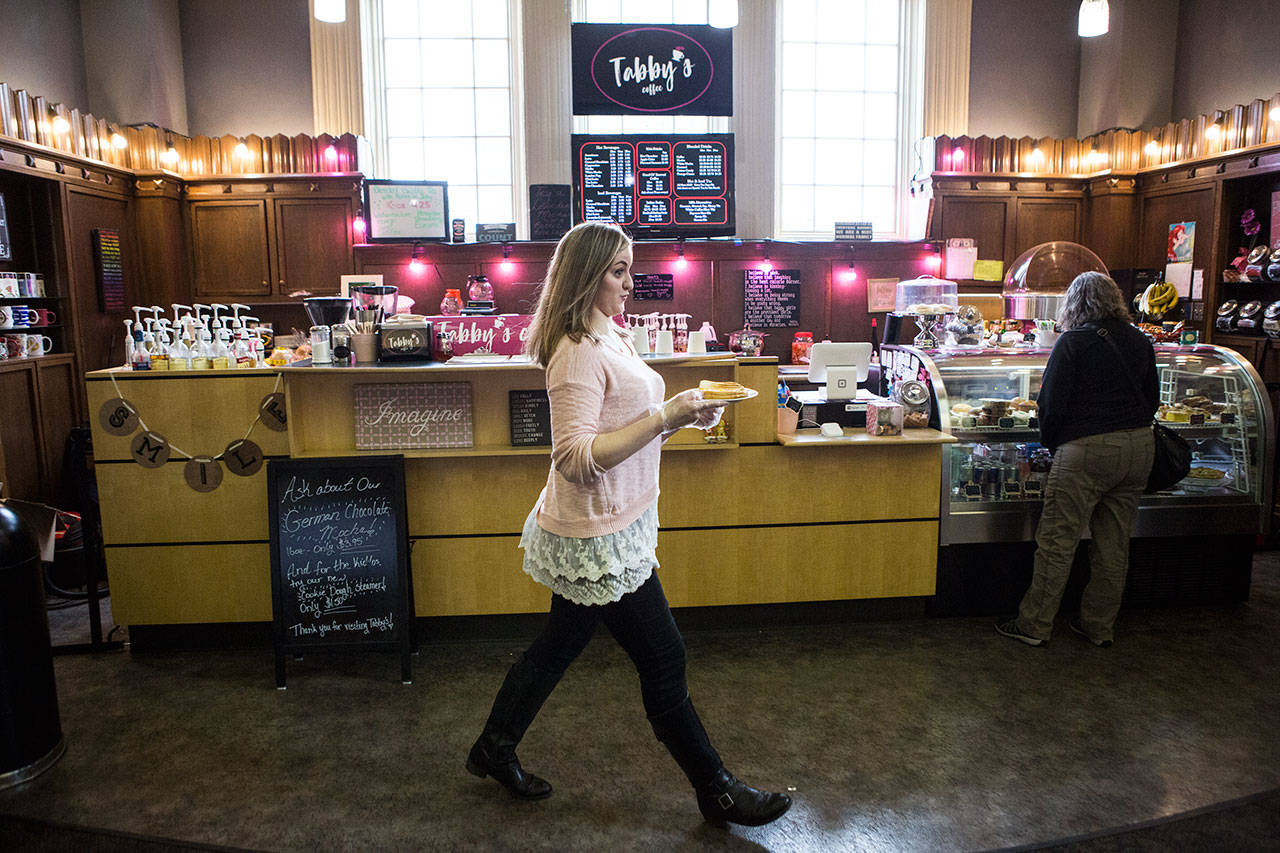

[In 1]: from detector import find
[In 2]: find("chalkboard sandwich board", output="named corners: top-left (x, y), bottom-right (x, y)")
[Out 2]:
top-left (268, 456), bottom-right (414, 688)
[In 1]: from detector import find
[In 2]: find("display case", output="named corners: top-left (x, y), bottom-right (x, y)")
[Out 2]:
top-left (881, 344), bottom-right (1274, 546)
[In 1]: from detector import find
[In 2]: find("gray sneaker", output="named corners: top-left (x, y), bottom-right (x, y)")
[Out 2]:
top-left (995, 619), bottom-right (1046, 647)
top-left (1069, 616), bottom-right (1112, 648)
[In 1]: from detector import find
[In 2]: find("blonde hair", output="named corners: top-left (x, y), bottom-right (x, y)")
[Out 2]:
top-left (1057, 271), bottom-right (1131, 330)
top-left (525, 222), bottom-right (632, 366)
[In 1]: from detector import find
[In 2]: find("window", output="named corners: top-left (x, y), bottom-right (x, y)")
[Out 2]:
top-left (776, 0), bottom-right (921, 239)
top-left (369, 0), bottom-right (522, 238)
top-left (571, 0), bottom-right (727, 136)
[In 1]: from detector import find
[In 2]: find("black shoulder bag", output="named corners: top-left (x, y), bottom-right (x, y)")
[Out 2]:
top-left (1092, 326), bottom-right (1190, 493)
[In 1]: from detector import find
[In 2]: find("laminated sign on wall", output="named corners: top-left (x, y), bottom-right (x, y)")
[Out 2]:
top-left (354, 383), bottom-right (473, 450)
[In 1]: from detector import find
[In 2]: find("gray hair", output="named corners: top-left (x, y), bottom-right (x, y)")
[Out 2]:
top-left (1056, 271), bottom-right (1130, 330)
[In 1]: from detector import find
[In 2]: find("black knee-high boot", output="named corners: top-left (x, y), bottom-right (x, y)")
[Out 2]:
top-left (466, 654), bottom-right (561, 800)
top-left (648, 696), bottom-right (792, 827)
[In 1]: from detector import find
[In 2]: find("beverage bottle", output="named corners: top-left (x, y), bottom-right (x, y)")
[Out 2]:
top-left (440, 289), bottom-right (462, 315)
top-left (192, 328), bottom-right (213, 370)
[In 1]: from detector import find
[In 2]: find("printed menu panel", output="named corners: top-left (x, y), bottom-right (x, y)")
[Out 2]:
top-left (268, 456), bottom-right (413, 686)
top-left (572, 133), bottom-right (734, 238)
top-left (744, 269), bottom-right (802, 328)
top-left (509, 389), bottom-right (551, 447)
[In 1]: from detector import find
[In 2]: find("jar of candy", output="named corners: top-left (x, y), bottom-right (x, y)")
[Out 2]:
top-left (440, 289), bottom-right (462, 316)
top-left (791, 332), bottom-right (813, 364)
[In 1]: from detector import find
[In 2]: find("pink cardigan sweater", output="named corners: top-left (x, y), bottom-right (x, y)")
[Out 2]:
top-left (534, 328), bottom-right (666, 538)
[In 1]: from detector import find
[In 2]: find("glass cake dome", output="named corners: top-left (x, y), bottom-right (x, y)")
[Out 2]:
top-left (1003, 241), bottom-right (1108, 320)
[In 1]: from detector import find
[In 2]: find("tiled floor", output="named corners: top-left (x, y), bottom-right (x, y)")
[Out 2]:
top-left (5, 553), bottom-right (1279, 851)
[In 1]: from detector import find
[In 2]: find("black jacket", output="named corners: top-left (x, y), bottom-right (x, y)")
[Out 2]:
top-left (1036, 318), bottom-right (1158, 452)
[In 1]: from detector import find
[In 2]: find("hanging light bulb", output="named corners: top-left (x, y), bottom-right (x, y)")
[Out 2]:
top-left (110, 132), bottom-right (128, 150)
top-left (353, 208), bottom-right (367, 238)
top-left (1144, 138), bottom-right (1160, 157)
top-left (1204, 121), bottom-right (1222, 141)
top-left (674, 240), bottom-right (688, 271)
top-left (51, 115), bottom-right (71, 134)
top-left (1270, 106), bottom-right (1280, 122)
top-left (1029, 148), bottom-right (1046, 168)
top-left (1078, 0), bottom-right (1109, 37)
top-left (161, 135), bottom-right (180, 166)
top-left (950, 148), bottom-right (965, 168)
top-left (234, 137), bottom-right (249, 158)
top-left (500, 243), bottom-right (514, 273)
top-left (709, 0), bottom-right (738, 29)
top-left (314, 0), bottom-right (345, 24)
top-left (408, 243), bottom-right (425, 274)
top-left (758, 243), bottom-right (773, 273)
top-left (840, 261), bottom-right (857, 284)
top-left (324, 144), bottom-right (338, 164)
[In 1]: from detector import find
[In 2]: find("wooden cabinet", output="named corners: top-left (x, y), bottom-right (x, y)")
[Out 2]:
top-left (186, 177), bottom-right (360, 302)
top-left (0, 353), bottom-right (81, 503)
top-left (929, 177), bottom-right (1084, 270)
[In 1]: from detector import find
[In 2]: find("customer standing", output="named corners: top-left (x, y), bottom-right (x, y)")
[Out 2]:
top-left (466, 222), bottom-right (792, 827)
top-left (996, 272), bottom-right (1157, 648)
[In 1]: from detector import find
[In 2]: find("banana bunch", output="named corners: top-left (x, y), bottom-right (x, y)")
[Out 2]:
top-left (1139, 280), bottom-right (1179, 317)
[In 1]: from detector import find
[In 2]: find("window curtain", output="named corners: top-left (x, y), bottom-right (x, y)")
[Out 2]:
top-left (309, 0), bottom-right (365, 136)
top-left (923, 0), bottom-right (970, 137)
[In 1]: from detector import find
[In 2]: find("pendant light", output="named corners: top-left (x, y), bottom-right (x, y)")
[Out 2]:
top-left (314, 0), bottom-right (345, 24)
top-left (1078, 0), bottom-right (1108, 37)
top-left (709, 0), bottom-right (738, 29)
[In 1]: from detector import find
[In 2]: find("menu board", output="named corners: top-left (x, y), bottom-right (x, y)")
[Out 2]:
top-left (93, 228), bottom-right (125, 311)
top-left (364, 179), bottom-right (449, 242)
top-left (529, 184), bottom-right (572, 242)
top-left (268, 456), bottom-right (413, 687)
top-left (633, 273), bottom-right (674, 301)
top-left (509, 389), bottom-right (551, 447)
top-left (572, 134), bottom-right (734, 238)
top-left (744, 269), bottom-right (802, 328)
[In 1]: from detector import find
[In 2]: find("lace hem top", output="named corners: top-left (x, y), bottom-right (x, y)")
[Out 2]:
top-left (520, 500), bottom-right (659, 606)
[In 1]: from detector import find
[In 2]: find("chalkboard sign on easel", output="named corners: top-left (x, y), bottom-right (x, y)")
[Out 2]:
top-left (509, 389), bottom-right (551, 447)
top-left (267, 456), bottom-right (414, 688)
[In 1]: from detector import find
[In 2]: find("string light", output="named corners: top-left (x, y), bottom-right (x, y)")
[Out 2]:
top-left (408, 243), bottom-right (425, 274)
top-left (500, 243), bottom-right (514, 273)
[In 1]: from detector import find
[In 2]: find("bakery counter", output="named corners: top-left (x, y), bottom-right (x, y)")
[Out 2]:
top-left (86, 355), bottom-right (947, 627)
top-left (776, 427), bottom-right (957, 447)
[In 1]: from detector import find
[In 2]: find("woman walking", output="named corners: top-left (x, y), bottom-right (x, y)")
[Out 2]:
top-left (996, 271), bottom-right (1157, 648)
top-left (466, 222), bottom-right (792, 827)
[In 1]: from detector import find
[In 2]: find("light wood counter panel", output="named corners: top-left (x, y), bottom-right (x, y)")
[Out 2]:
top-left (105, 543), bottom-right (273, 625)
top-left (85, 369), bottom-right (290, 461)
top-left (413, 536), bottom-right (550, 617)
top-left (95, 462), bottom-right (271, 543)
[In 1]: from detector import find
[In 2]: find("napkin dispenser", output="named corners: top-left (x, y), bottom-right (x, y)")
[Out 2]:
top-left (379, 319), bottom-right (434, 360)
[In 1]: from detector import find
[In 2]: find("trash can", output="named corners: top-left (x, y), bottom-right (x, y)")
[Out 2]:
top-left (0, 505), bottom-right (64, 789)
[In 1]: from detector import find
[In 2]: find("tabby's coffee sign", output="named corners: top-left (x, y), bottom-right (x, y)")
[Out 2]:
top-left (0, 193), bottom-right (10, 260)
top-left (835, 221), bottom-right (873, 241)
top-left (633, 272), bottom-right (674, 301)
top-left (93, 228), bottom-right (125, 312)
top-left (571, 24), bottom-right (732, 116)
top-left (743, 269), bottom-right (802, 328)
top-left (260, 392), bottom-right (288, 431)
top-left (267, 456), bottom-right (413, 687)
top-left (355, 382), bottom-right (473, 450)
top-left (99, 397), bottom-right (139, 436)
top-left (529, 184), bottom-right (572, 242)
top-left (130, 431), bottom-right (170, 468)
top-left (510, 389), bottom-right (551, 447)
top-left (476, 222), bottom-right (516, 243)
top-left (184, 456), bottom-right (222, 493)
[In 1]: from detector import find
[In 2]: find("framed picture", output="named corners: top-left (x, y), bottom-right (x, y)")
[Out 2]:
top-left (364, 179), bottom-right (450, 242)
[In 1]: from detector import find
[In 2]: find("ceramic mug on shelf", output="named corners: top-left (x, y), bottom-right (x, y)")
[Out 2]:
top-left (0, 273), bottom-right (18, 298)
top-left (0, 305), bottom-right (32, 329)
top-left (0, 335), bottom-right (25, 359)
top-left (31, 308), bottom-right (56, 326)
top-left (21, 334), bottom-right (53, 358)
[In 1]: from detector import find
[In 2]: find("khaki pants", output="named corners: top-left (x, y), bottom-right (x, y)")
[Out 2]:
top-left (1016, 427), bottom-right (1154, 642)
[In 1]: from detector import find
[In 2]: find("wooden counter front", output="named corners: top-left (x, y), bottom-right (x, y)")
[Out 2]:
top-left (87, 358), bottom-right (947, 625)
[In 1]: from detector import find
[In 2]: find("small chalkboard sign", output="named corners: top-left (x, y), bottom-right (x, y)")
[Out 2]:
top-left (93, 228), bottom-right (125, 311)
top-left (743, 269), bottom-right (801, 328)
top-left (632, 272), bottom-right (674, 301)
top-left (510, 389), bottom-right (551, 447)
top-left (529, 184), bottom-right (572, 242)
top-left (267, 456), bottom-right (414, 688)
top-left (0, 193), bottom-right (11, 260)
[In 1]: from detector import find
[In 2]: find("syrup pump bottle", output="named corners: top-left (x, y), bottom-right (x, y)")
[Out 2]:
top-left (674, 314), bottom-right (690, 353)
top-left (192, 323), bottom-right (214, 370)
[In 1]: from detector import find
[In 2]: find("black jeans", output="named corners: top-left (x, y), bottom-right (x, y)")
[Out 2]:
top-left (524, 571), bottom-right (689, 718)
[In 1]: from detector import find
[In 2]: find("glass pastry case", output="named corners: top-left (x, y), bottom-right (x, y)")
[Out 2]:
top-left (881, 344), bottom-right (1274, 546)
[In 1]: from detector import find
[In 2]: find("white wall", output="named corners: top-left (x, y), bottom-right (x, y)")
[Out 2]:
top-left (82, 0), bottom-right (188, 133)
top-left (0, 0), bottom-right (88, 111)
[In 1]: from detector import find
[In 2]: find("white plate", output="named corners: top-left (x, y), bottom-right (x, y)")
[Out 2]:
top-left (702, 388), bottom-right (759, 403)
